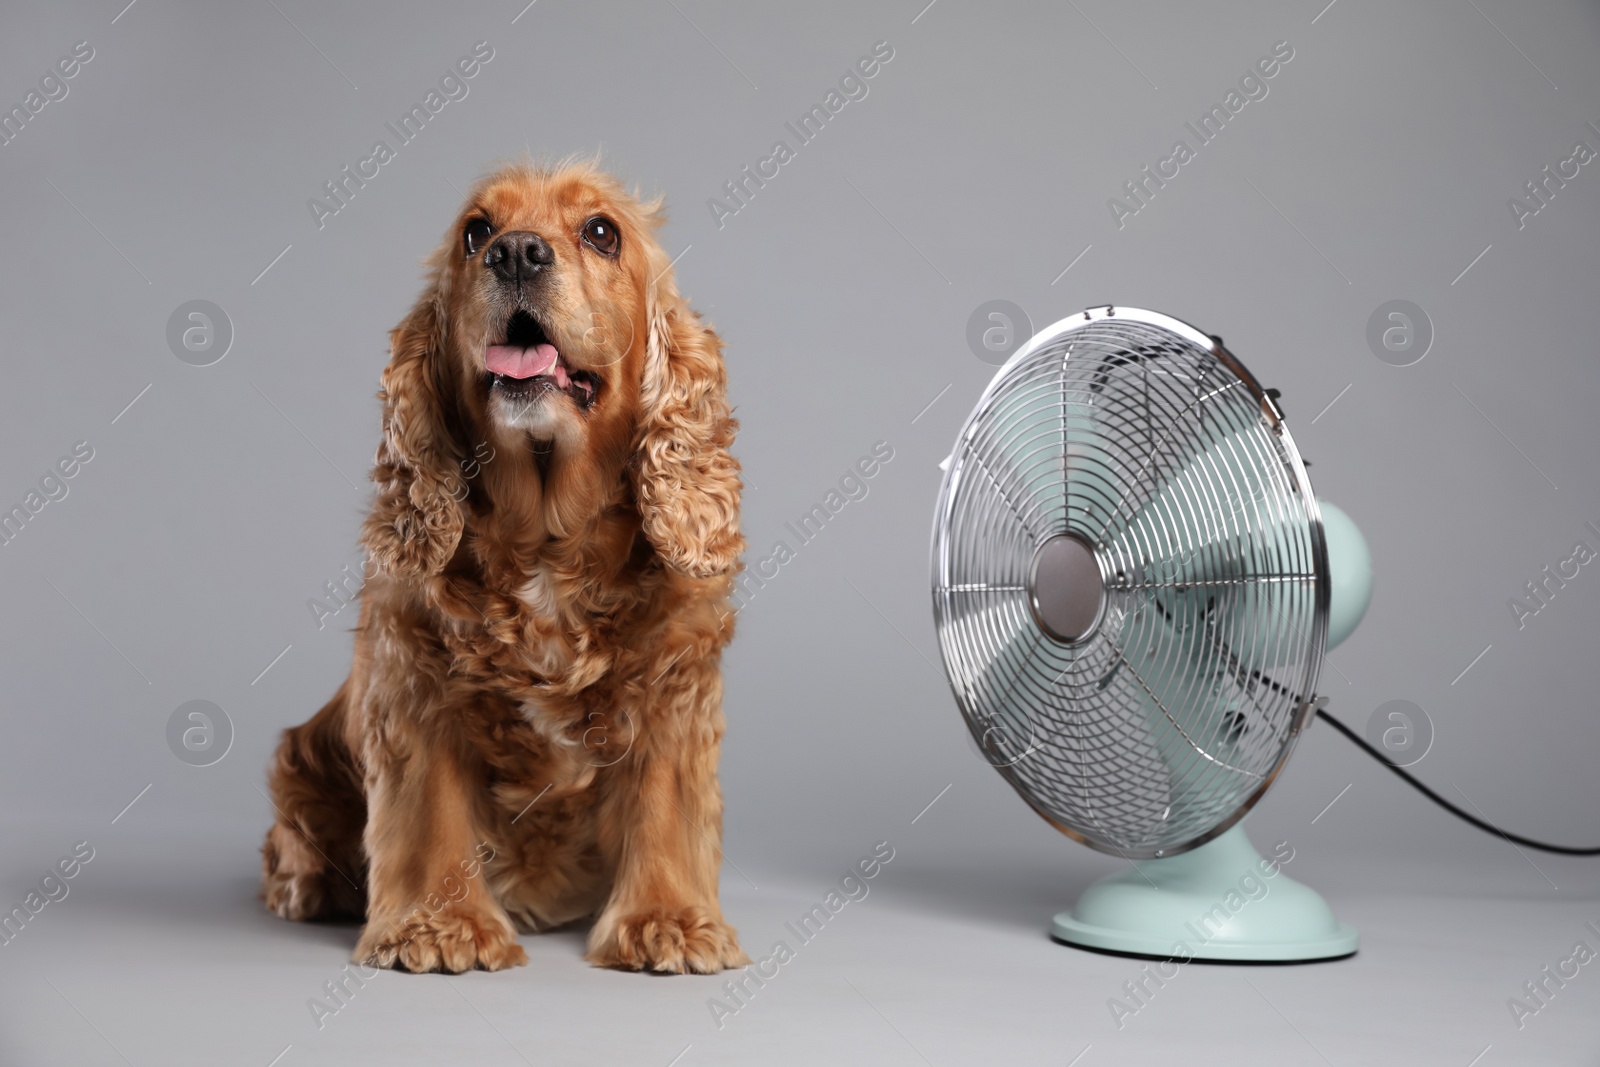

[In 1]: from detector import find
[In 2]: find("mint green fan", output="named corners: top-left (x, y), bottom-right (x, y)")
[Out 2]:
top-left (931, 306), bottom-right (1372, 962)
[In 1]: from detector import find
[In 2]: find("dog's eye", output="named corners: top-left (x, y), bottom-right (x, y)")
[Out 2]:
top-left (581, 217), bottom-right (620, 257)
top-left (464, 217), bottom-right (494, 256)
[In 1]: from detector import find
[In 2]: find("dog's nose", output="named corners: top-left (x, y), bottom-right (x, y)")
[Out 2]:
top-left (485, 231), bottom-right (554, 283)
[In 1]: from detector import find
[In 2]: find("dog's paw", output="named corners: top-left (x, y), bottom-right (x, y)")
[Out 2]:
top-left (263, 865), bottom-right (328, 922)
top-left (355, 906), bottom-right (528, 974)
top-left (587, 905), bottom-right (749, 974)
top-left (262, 823), bottom-right (349, 921)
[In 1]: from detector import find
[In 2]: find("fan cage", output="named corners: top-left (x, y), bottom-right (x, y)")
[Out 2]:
top-left (931, 307), bottom-right (1329, 859)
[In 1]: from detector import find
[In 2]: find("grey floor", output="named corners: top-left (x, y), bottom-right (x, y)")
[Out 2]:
top-left (1, 820), bottom-right (1595, 1066)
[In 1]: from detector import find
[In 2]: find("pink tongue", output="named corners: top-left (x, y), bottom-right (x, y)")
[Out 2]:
top-left (486, 343), bottom-right (560, 380)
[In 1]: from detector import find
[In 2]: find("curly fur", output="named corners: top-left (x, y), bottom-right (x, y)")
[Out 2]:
top-left (262, 160), bottom-right (747, 975)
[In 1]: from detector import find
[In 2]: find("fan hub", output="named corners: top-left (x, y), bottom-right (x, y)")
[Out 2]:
top-left (1029, 534), bottom-right (1105, 643)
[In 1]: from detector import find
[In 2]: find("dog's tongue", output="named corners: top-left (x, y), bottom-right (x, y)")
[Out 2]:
top-left (485, 343), bottom-right (559, 380)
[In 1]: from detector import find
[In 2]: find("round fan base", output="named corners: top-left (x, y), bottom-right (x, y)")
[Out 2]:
top-left (1050, 824), bottom-right (1359, 963)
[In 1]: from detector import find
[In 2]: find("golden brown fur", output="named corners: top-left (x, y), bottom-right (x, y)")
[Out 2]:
top-left (261, 160), bottom-right (747, 974)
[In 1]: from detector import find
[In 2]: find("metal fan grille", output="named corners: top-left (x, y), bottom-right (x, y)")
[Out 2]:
top-left (932, 308), bottom-right (1328, 858)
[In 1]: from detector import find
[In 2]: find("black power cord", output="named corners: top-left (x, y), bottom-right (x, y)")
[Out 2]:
top-left (1315, 708), bottom-right (1600, 856)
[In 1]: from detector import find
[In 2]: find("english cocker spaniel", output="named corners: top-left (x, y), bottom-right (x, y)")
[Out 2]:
top-left (261, 160), bottom-right (748, 975)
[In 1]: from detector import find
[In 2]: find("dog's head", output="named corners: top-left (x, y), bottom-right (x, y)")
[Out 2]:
top-left (451, 164), bottom-right (646, 438)
top-left (362, 160), bottom-right (742, 582)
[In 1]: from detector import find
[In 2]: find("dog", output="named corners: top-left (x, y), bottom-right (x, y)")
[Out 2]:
top-left (260, 160), bottom-right (749, 975)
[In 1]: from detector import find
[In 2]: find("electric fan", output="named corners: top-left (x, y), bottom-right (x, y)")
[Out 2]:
top-left (931, 305), bottom-right (1373, 962)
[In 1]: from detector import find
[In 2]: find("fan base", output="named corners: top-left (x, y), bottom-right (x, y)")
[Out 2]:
top-left (1050, 824), bottom-right (1358, 963)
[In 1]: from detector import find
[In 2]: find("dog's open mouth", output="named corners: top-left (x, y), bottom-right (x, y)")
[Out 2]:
top-left (485, 311), bottom-right (599, 409)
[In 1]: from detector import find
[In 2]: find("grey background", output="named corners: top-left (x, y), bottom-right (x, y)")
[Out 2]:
top-left (2, 0), bottom-right (1599, 1063)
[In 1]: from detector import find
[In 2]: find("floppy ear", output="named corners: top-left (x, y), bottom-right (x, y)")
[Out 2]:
top-left (631, 274), bottom-right (744, 580)
top-left (361, 293), bottom-right (465, 580)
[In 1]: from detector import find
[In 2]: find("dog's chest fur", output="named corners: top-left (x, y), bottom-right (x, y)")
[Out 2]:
top-left (513, 563), bottom-right (580, 678)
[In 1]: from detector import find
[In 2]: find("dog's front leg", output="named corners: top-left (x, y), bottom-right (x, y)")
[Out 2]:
top-left (353, 725), bottom-right (527, 973)
top-left (587, 658), bottom-right (749, 974)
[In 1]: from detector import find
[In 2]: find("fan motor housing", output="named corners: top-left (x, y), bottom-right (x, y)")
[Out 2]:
top-left (1029, 533), bottom-right (1106, 644)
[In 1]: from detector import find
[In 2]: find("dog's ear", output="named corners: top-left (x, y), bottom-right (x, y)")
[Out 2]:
top-left (361, 293), bottom-right (465, 579)
top-left (630, 269), bottom-right (744, 579)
